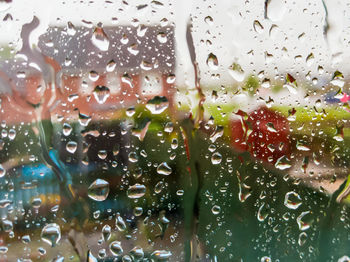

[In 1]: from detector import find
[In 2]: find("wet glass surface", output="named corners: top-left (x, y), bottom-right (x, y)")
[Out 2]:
top-left (1, 1), bottom-right (350, 261)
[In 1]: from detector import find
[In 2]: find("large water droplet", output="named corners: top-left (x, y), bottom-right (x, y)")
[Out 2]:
top-left (151, 250), bottom-right (172, 260)
top-left (66, 141), bottom-right (78, 154)
top-left (78, 113), bottom-right (91, 127)
top-left (127, 184), bottom-right (146, 199)
top-left (110, 241), bottom-right (123, 257)
top-left (91, 26), bottom-right (110, 51)
top-left (275, 156), bottom-right (291, 170)
top-left (67, 21), bottom-right (76, 36)
top-left (41, 223), bottom-right (61, 247)
top-left (207, 53), bottom-right (218, 70)
top-left (211, 152), bottom-right (222, 165)
top-left (130, 246), bottom-right (144, 261)
top-left (157, 162), bottom-right (172, 176)
top-left (132, 119), bottom-right (151, 141)
top-left (63, 123), bottom-right (72, 136)
top-left (253, 20), bottom-right (264, 33)
top-left (88, 179), bottom-right (110, 201)
top-left (106, 60), bottom-right (116, 72)
top-left (93, 85), bottom-right (110, 104)
top-left (157, 32), bottom-right (167, 43)
top-left (228, 63), bottom-right (245, 82)
top-left (297, 211), bottom-right (313, 231)
top-left (116, 215), bottom-right (127, 232)
top-left (284, 191), bottom-right (302, 210)
top-left (155, 181), bottom-right (164, 194)
top-left (257, 203), bottom-right (269, 222)
top-left (211, 205), bottom-right (221, 215)
top-left (265, 0), bottom-right (286, 21)
top-left (146, 96), bottom-right (169, 114)
top-left (102, 224), bottom-right (111, 242)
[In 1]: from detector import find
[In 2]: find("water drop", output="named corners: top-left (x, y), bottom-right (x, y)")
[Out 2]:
top-left (297, 211), bottom-right (313, 231)
top-left (275, 156), bottom-right (291, 170)
top-left (88, 179), bottom-right (109, 201)
top-left (146, 96), bottom-right (169, 114)
top-left (130, 246), bottom-right (144, 261)
top-left (89, 70), bottom-right (100, 82)
top-left (66, 141), bottom-right (78, 154)
top-left (63, 123), bottom-right (72, 136)
top-left (157, 32), bottom-right (167, 43)
top-left (8, 129), bottom-right (16, 140)
top-left (211, 205), bottom-right (221, 215)
top-left (157, 162), bottom-right (172, 175)
top-left (204, 16), bottom-right (213, 25)
top-left (306, 53), bottom-right (314, 67)
top-left (102, 224), bottom-right (111, 241)
top-left (253, 20), bottom-right (264, 34)
top-left (140, 60), bottom-right (153, 71)
top-left (228, 62), bottom-right (245, 82)
top-left (128, 152), bottom-right (139, 163)
top-left (0, 164), bottom-right (6, 178)
top-left (97, 150), bottom-right (107, 160)
top-left (78, 112), bottom-right (91, 126)
top-left (109, 245), bottom-right (123, 257)
top-left (134, 207), bottom-right (143, 216)
top-left (116, 215), bottom-right (127, 232)
top-left (257, 203), bottom-right (269, 222)
top-left (211, 152), bottom-right (222, 165)
top-left (207, 53), bottom-right (218, 70)
top-left (106, 60), bottom-right (116, 72)
top-left (41, 223), bottom-right (61, 247)
top-left (67, 21), bottom-right (76, 36)
top-left (93, 85), bottom-right (110, 104)
top-left (209, 126), bottom-right (224, 143)
top-left (284, 191), bottom-right (302, 210)
top-left (126, 106), bottom-right (136, 117)
top-left (155, 180), bottom-right (167, 195)
top-left (127, 184), bottom-right (146, 199)
top-left (91, 26), bottom-right (110, 51)
top-left (298, 232), bottom-right (307, 246)
top-left (151, 250), bottom-right (172, 260)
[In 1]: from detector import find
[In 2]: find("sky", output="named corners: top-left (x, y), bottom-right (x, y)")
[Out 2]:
top-left (0, 0), bottom-right (349, 88)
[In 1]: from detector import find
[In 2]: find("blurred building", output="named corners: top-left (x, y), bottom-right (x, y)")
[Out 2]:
top-left (0, 25), bottom-right (176, 124)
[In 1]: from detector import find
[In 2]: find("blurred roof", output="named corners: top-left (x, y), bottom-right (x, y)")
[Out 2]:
top-left (38, 25), bottom-right (175, 74)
